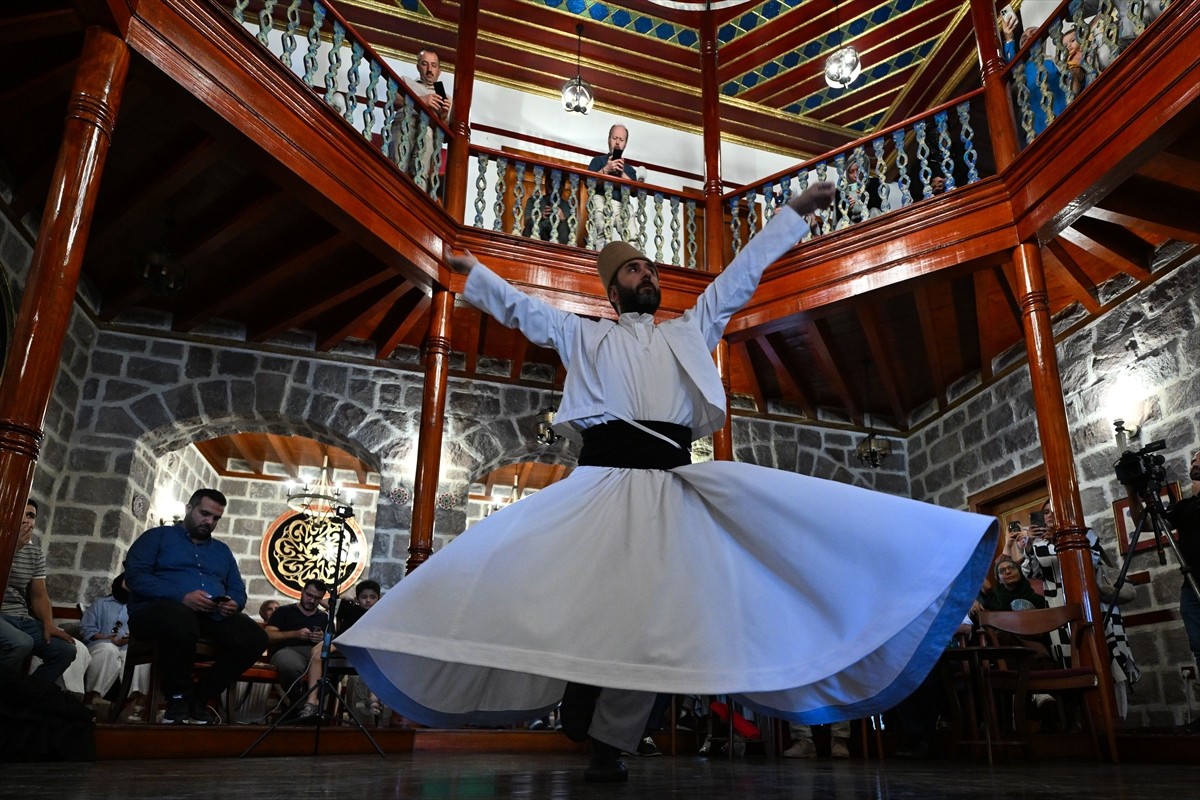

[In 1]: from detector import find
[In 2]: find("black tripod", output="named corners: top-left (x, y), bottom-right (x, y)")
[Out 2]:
top-left (242, 504), bottom-right (384, 757)
top-left (1104, 481), bottom-right (1200, 628)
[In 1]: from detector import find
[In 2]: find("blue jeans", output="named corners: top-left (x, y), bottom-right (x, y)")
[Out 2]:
top-left (0, 614), bottom-right (77, 685)
top-left (1181, 583), bottom-right (1200, 666)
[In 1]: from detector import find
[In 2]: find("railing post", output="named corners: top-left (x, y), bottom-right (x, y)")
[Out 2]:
top-left (408, 287), bottom-right (454, 573)
top-left (0, 27), bottom-right (129, 588)
top-left (443, 0), bottom-right (479, 223)
top-left (1011, 241), bottom-right (1117, 723)
top-left (968, 0), bottom-right (1020, 169)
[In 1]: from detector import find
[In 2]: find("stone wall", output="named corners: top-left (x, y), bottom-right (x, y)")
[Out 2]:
top-left (907, 247), bottom-right (1200, 728)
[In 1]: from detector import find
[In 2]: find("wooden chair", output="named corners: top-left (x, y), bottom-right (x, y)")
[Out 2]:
top-left (975, 603), bottom-right (1119, 763)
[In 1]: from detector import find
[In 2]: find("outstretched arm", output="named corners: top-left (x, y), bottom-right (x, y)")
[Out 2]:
top-left (787, 181), bottom-right (837, 216)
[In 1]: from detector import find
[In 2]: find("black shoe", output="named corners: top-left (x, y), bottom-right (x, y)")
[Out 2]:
top-left (188, 698), bottom-right (213, 725)
top-left (293, 703), bottom-right (321, 725)
top-left (637, 735), bottom-right (662, 756)
top-left (163, 693), bottom-right (190, 725)
top-left (585, 738), bottom-right (629, 783)
top-left (559, 682), bottom-right (601, 743)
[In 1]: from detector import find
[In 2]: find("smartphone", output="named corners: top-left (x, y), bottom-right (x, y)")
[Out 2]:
top-left (1029, 510), bottom-right (1045, 528)
top-left (1007, 521), bottom-right (1022, 532)
top-left (611, 147), bottom-right (624, 160)
top-left (433, 80), bottom-right (447, 100)
top-left (998, 3), bottom-right (1018, 29)
top-left (211, 595), bottom-right (231, 604)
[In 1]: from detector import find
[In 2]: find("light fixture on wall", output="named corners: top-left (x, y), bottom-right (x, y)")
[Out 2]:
top-left (1113, 418), bottom-right (1140, 451)
top-left (536, 407), bottom-right (561, 447)
top-left (286, 455), bottom-right (344, 519)
top-left (562, 23), bottom-right (594, 114)
top-left (855, 359), bottom-right (891, 469)
top-left (824, 0), bottom-right (863, 90)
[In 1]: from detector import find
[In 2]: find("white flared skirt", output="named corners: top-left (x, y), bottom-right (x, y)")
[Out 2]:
top-left (337, 461), bottom-right (997, 726)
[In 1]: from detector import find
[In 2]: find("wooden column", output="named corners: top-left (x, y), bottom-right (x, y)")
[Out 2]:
top-left (0, 27), bottom-right (129, 587)
top-left (699, 9), bottom-right (733, 462)
top-left (968, 0), bottom-right (1020, 170)
top-left (1012, 242), bottom-right (1116, 706)
top-left (443, 0), bottom-right (479, 223)
top-left (407, 287), bottom-right (453, 573)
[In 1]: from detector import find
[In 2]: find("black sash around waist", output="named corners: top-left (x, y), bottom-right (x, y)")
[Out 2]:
top-left (578, 420), bottom-right (693, 470)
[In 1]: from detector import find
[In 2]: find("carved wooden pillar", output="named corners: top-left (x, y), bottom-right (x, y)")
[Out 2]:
top-left (0, 27), bottom-right (129, 587)
top-left (699, 9), bottom-right (733, 462)
top-left (443, 0), bottom-right (479, 223)
top-left (1012, 241), bottom-right (1116, 711)
top-left (968, 0), bottom-right (1020, 170)
top-left (407, 287), bottom-right (454, 573)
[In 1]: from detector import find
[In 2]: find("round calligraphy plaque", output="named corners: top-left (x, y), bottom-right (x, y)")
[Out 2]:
top-left (260, 510), bottom-right (369, 599)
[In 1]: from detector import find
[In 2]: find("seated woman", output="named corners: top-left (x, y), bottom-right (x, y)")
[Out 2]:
top-left (984, 557), bottom-right (1048, 612)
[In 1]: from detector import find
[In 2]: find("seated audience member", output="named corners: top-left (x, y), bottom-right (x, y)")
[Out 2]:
top-left (978, 556), bottom-right (1048, 612)
top-left (80, 573), bottom-right (149, 718)
top-left (125, 488), bottom-right (268, 725)
top-left (521, 194), bottom-right (573, 245)
top-left (835, 159), bottom-right (881, 226)
top-left (0, 500), bottom-right (77, 687)
top-left (265, 579), bottom-right (329, 722)
top-left (930, 175), bottom-right (947, 196)
top-left (333, 579), bottom-right (385, 720)
top-left (258, 599), bottom-right (280, 625)
top-left (783, 720), bottom-right (851, 759)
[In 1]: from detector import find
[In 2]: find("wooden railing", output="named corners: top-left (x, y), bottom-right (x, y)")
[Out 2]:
top-left (466, 147), bottom-right (702, 268)
top-left (223, 0), bottom-right (451, 200)
top-left (725, 92), bottom-right (990, 256)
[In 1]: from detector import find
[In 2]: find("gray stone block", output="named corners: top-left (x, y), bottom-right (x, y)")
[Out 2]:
top-left (127, 355), bottom-right (182, 385)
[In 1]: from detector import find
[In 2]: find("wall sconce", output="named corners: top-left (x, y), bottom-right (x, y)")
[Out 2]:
top-left (1113, 418), bottom-right (1139, 452)
top-left (536, 407), bottom-right (561, 447)
top-left (562, 23), bottom-right (594, 114)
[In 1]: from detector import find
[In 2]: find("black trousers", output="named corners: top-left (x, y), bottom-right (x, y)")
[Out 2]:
top-left (129, 600), bottom-right (268, 698)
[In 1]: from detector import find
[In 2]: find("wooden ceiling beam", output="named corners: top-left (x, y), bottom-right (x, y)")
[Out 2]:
top-left (730, 341), bottom-right (765, 413)
top-left (856, 303), bottom-right (907, 424)
top-left (1069, 216), bottom-right (1155, 274)
top-left (1081, 206), bottom-right (1200, 246)
top-left (175, 232), bottom-right (347, 331)
top-left (250, 271), bottom-right (396, 343)
top-left (0, 58), bottom-right (78, 111)
top-left (913, 285), bottom-right (948, 412)
top-left (316, 279), bottom-right (411, 352)
top-left (806, 318), bottom-right (861, 425)
top-left (1094, 175), bottom-right (1200, 243)
top-left (508, 335), bottom-right (529, 381)
top-left (515, 462), bottom-right (534, 500)
top-left (1057, 227), bottom-right (1151, 282)
top-left (1045, 239), bottom-right (1101, 315)
top-left (265, 434), bottom-right (300, 480)
top-left (228, 434), bottom-right (264, 475)
top-left (88, 137), bottom-right (219, 258)
top-left (376, 293), bottom-right (432, 361)
top-left (972, 270), bottom-right (996, 382)
top-left (0, 9), bottom-right (82, 44)
top-left (759, 333), bottom-right (817, 419)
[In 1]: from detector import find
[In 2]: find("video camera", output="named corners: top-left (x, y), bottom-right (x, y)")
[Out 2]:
top-left (334, 503), bottom-right (355, 519)
top-left (1114, 438), bottom-right (1168, 493)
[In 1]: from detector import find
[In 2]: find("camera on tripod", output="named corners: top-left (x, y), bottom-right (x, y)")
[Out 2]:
top-left (334, 503), bottom-right (354, 519)
top-left (1113, 439), bottom-right (1168, 493)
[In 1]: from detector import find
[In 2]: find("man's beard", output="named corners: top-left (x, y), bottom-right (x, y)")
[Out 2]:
top-left (615, 282), bottom-right (661, 315)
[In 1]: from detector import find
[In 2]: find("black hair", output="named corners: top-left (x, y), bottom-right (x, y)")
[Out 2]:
top-left (303, 578), bottom-right (328, 594)
top-left (26, 498), bottom-right (38, 511)
top-left (187, 488), bottom-right (227, 508)
top-left (356, 580), bottom-right (381, 597)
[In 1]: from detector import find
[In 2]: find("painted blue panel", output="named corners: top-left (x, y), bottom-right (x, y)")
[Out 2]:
top-left (677, 29), bottom-right (698, 47)
top-left (589, 4), bottom-right (609, 21)
top-left (762, 1), bottom-right (782, 20)
top-left (634, 16), bottom-right (653, 33)
top-left (718, 23), bottom-right (737, 42)
top-left (761, 61), bottom-right (780, 77)
top-left (611, 9), bottom-right (631, 26)
top-left (655, 22), bottom-right (674, 39)
top-left (784, 50), bottom-right (802, 67)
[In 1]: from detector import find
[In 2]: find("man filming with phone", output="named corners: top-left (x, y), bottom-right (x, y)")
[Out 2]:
top-left (588, 124), bottom-right (636, 180)
top-left (403, 48), bottom-right (451, 122)
top-left (125, 489), bottom-right (267, 724)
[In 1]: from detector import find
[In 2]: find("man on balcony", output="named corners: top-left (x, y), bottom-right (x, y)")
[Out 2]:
top-left (338, 180), bottom-right (998, 783)
top-left (403, 48), bottom-right (451, 123)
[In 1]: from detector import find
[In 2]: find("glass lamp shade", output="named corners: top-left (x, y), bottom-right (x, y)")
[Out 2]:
top-left (824, 46), bottom-right (863, 89)
top-left (561, 76), bottom-right (594, 114)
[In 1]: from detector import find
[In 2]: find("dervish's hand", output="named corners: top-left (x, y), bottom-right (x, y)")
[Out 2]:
top-left (787, 181), bottom-right (836, 216)
top-left (447, 250), bottom-right (480, 275)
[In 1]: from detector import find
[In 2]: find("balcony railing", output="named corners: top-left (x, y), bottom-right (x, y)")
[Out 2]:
top-left (217, 0), bottom-right (1175, 262)
top-left (225, 0), bottom-right (450, 200)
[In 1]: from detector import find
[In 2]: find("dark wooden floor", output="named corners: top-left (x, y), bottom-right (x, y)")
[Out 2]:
top-left (6, 747), bottom-right (1200, 799)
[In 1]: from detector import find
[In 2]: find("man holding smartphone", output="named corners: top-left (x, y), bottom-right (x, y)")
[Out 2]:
top-left (265, 578), bottom-right (329, 722)
top-left (125, 489), bottom-right (267, 724)
top-left (402, 48), bottom-right (451, 123)
top-left (587, 124), bottom-right (636, 180)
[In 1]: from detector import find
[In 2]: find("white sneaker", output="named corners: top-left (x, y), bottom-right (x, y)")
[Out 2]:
top-left (831, 737), bottom-right (851, 758)
top-left (783, 739), bottom-right (817, 758)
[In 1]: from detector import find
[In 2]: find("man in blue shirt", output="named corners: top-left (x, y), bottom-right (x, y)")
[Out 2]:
top-left (125, 488), bottom-right (267, 724)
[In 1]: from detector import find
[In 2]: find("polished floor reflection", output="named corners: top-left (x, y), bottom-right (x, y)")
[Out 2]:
top-left (7, 752), bottom-right (1199, 799)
